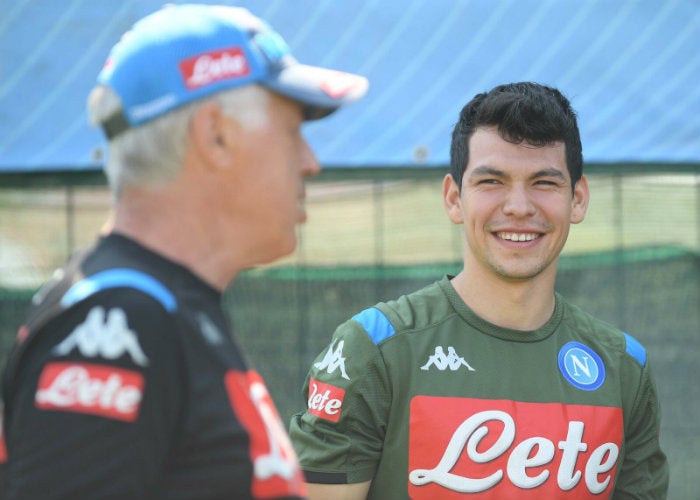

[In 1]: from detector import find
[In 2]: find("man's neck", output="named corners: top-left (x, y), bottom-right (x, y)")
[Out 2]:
top-left (109, 185), bottom-right (242, 292)
top-left (450, 267), bottom-right (557, 331)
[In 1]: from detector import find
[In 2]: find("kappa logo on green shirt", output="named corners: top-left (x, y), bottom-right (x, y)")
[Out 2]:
top-left (421, 346), bottom-right (475, 372)
top-left (314, 339), bottom-right (350, 380)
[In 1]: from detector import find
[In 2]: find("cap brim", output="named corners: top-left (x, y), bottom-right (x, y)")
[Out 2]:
top-left (263, 64), bottom-right (369, 121)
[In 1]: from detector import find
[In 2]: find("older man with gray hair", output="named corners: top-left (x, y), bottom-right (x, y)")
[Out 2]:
top-left (0, 4), bottom-right (367, 498)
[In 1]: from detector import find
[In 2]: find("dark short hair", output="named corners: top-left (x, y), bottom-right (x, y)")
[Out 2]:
top-left (449, 82), bottom-right (583, 191)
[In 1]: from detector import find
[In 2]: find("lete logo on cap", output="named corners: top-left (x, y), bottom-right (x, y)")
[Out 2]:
top-left (180, 47), bottom-right (251, 90)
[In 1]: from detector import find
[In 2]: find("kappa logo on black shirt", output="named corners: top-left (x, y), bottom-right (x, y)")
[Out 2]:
top-left (53, 306), bottom-right (149, 366)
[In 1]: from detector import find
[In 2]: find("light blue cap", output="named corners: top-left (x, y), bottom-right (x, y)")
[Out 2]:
top-left (97, 4), bottom-right (368, 138)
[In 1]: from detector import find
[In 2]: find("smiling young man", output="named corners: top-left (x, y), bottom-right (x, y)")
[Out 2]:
top-left (290, 82), bottom-right (668, 499)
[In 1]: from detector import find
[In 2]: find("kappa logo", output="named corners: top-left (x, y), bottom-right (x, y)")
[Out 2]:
top-left (314, 339), bottom-right (350, 380)
top-left (53, 306), bottom-right (149, 366)
top-left (421, 346), bottom-right (475, 372)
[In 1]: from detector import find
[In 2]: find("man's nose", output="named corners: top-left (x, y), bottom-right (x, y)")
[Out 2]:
top-left (301, 138), bottom-right (320, 177)
top-left (502, 185), bottom-right (536, 217)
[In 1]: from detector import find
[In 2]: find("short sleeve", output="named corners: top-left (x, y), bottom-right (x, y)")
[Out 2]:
top-left (289, 316), bottom-right (392, 484)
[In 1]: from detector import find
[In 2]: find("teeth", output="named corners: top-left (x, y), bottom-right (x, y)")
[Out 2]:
top-left (498, 232), bottom-right (538, 242)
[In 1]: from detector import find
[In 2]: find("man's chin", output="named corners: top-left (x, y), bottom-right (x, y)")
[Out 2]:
top-left (257, 234), bottom-right (298, 266)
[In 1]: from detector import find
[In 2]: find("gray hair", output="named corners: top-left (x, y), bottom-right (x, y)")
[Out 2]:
top-left (87, 85), bottom-right (270, 197)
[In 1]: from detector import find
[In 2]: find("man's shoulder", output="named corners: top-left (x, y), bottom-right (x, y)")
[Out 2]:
top-left (346, 278), bottom-right (452, 347)
top-left (559, 296), bottom-right (648, 368)
top-left (19, 238), bottom-right (183, 355)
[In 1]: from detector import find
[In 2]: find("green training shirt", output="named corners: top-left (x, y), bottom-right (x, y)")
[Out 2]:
top-left (289, 276), bottom-right (668, 499)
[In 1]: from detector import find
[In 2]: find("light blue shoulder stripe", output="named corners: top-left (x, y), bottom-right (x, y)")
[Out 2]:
top-left (60, 268), bottom-right (178, 313)
top-left (623, 332), bottom-right (647, 367)
top-left (352, 307), bottom-right (395, 345)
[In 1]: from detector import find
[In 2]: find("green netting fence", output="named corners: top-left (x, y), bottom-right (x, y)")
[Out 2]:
top-left (1, 166), bottom-right (699, 498)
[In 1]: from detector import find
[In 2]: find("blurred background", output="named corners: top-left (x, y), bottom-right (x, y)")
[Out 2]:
top-left (1, 1), bottom-right (699, 497)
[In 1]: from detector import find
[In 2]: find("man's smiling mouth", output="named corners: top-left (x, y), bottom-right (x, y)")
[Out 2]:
top-left (496, 232), bottom-right (541, 242)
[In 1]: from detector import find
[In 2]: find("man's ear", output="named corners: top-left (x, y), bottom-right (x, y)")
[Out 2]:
top-left (443, 173), bottom-right (464, 224)
top-left (570, 175), bottom-right (590, 224)
top-left (189, 102), bottom-right (235, 170)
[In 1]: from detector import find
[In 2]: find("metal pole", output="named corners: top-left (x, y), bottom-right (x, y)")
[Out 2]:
top-left (612, 172), bottom-right (627, 328)
top-left (373, 179), bottom-right (385, 301)
top-left (65, 183), bottom-right (75, 259)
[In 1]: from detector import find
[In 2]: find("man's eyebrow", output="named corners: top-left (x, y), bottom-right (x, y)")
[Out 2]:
top-left (468, 165), bottom-right (507, 178)
top-left (466, 166), bottom-right (567, 183)
top-left (529, 168), bottom-right (566, 181)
